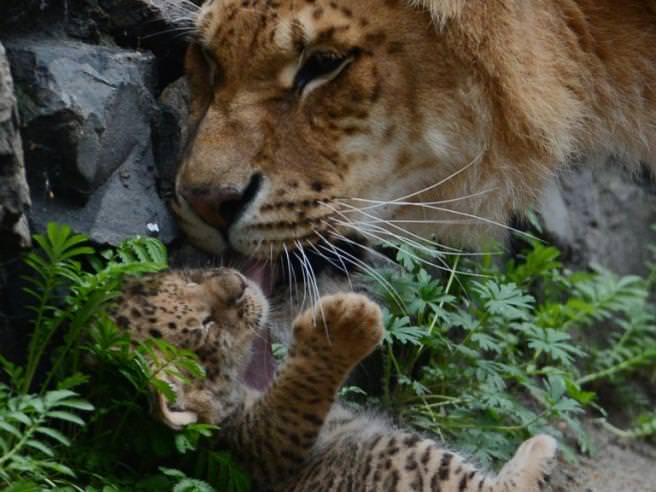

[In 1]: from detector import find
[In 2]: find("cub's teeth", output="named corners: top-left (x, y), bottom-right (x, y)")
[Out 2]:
top-left (202, 316), bottom-right (216, 331)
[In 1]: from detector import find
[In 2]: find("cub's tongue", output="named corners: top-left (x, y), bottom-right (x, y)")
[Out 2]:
top-left (243, 262), bottom-right (277, 390)
top-left (243, 261), bottom-right (276, 298)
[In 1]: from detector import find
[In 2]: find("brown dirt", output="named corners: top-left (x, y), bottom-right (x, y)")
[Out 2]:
top-left (551, 423), bottom-right (656, 492)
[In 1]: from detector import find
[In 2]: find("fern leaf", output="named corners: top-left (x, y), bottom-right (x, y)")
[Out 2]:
top-left (34, 426), bottom-right (71, 446)
top-left (24, 439), bottom-right (54, 457)
top-left (47, 411), bottom-right (85, 427)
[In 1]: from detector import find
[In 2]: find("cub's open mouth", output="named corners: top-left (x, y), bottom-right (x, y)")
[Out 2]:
top-left (241, 261), bottom-right (277, 391)
top-left (232, 235), bottom-right (368, 390)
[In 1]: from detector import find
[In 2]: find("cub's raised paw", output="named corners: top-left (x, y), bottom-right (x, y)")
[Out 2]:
top-left (293, 293), bottom-right (383, 365)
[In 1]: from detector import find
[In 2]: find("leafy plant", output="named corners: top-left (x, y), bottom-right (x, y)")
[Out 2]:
top-left (0, 224), bottom-right (249, 491)
top-left (370, 240), bottom-right (656, 465)
top-left (0, 385), bottom-right (92, 486)
top-left (18, 224), bottom-right (167, 394)
top-left (2, 222), bottom-right (655, 489)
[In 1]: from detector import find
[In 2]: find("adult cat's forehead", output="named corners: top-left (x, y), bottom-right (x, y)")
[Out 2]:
top-left (197, 0), bottom-right (367, 60)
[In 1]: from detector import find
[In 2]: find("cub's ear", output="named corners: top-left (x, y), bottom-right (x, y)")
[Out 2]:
top-left (407, 0), bottom-right (467, 27)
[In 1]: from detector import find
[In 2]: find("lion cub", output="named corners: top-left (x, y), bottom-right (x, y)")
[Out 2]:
top-left (114, 268), bottom-right (557, 492)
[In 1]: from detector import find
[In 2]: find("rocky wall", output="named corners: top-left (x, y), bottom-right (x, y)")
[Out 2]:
top-left (0, 0), bottom-right (196, 361)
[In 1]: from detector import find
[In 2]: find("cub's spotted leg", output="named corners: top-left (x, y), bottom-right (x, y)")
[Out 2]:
top-left (227, 294), bottom-right (383, 485)
top-left (429, 434), bottom-right (556, 492)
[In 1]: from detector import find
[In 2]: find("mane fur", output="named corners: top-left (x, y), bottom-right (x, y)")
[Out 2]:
top-left (413, 0), bottom-right (656, 175)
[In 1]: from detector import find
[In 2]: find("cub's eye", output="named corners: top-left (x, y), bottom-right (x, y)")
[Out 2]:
top-left (293, 51), bottom-right (353, 95)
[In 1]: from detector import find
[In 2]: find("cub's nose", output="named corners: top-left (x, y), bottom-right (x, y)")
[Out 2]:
top-left (178, 173), bottom-right (263, 232)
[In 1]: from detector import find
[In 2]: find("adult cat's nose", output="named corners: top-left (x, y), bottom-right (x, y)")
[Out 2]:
top-left (177, 173), bottom-right (263, 233)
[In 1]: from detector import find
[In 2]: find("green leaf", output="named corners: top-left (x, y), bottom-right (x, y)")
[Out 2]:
top-left (54, 399), bottom-right (95, 412)
top-left (34, 426), bottom-right (71, 446)
top-left (0, 420), bottom-right (22, 438)
top-left (0, 481), bottom-right (42, 492)
top-left (473, 281), bottom-right (535, 321)
top-left (44, 390), bottom-right (78, 406)
top-left (173, 479), bottom-right (217, 492)
top-left (25, 438), bottom-right (54, 457)
top-left (56, 372), bottom-right (90, 390)
top-left (47, 410), bottom-right (86, 426)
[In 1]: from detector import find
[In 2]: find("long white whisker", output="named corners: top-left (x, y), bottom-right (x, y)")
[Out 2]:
top-left (297, 241), bottom-right (318, 307)
top-left (336, 199), bottom-right (537, 242)
top-left (333, 217), bottom-right (485, 264)
top-left (347, 186), bottom-right (495, 213)
top-left (142, 26), bottom-right (197, 40)
top-left (311, 241), bottom-right (353, 290)
top-left (327, 220), bottom-right (488, 279)
top-left (318, 221), bottom-right (398, 269)
top-left (320, 210), bottom-right (466, 277)
top-left (295, 241), bottom-right (316, 309)
top-left (282, 244), bottom-right (296, 314)
top-left (306, 242), bottom-right (354, 291)
top-left (315, 230), bottom-right (407, 314)
top-left (335, 219), bottom-right (500, 258)
top-left (351, 150), bottom-right (484, 212)
top-left (321, 200), bottom-right (465, 254)
top-left (338, 218), bottom-right (450, 260)
top-left (293, 250), bottom-right (309, 311)
top-left (296, 241), bottom-right (326, 328)
top-left (327, 218), bottom-right (472, 293)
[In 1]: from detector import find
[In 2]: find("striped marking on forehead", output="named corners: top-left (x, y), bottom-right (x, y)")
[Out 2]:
top-left (273, 6), bottom-right (320, 52)
top-left (196, 1), bottom-right (355, 49)
top-left (194, 0), bottom-right (280, 46)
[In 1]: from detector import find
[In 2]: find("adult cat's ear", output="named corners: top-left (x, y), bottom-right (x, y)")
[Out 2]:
top-left (407, 0), bottom-right (467, 27)
top-left (156, 392), bottom-right (198, 431)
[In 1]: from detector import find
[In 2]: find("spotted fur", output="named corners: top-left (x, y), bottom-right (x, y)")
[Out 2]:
top-left (114, 268), bottom-right (268, 425)
top-left (114, 270), bottom-right (557, 491)
top-left (173, 0), bottom-right (656, 258)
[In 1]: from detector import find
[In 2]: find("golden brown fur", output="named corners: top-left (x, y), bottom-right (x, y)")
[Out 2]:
top-left (171, 0), bottom-right (656, 259)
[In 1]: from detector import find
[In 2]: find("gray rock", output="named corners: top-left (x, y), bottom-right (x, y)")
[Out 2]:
top-left (0, 0), bottom-right (49, 31)
top-left (0, 41), bottom-right (31, 254)
top-left (539, 156), bottom-right (656, 276)
top-left (5, 37), bottom-right (177, 245)
top-left (84, 0), bottom-right (202, 38)
top-left (28, 144), bottom-right (177, 246)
